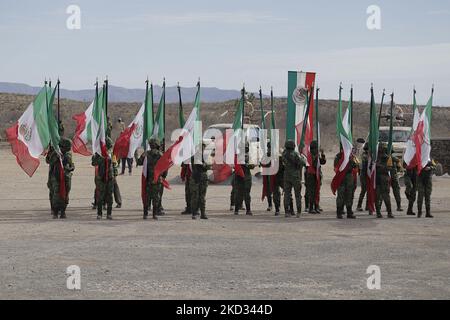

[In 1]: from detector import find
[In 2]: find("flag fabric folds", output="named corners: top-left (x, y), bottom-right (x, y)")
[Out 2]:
top-left (5, 85), bottom-right (51, 176)
top-left (331, 86), bottom-right (353, 195)
top-left (153, 82), bottom-right (201, 183)
top-left (366, 87), bottom-right (379, 213)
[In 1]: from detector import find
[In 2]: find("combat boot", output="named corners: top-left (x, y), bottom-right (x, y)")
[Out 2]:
top-left (200, 209), bottom-right (208, 220)
top-left (337, 207), bottom-right (344, 219)
top-left (60, 210), bottom-right (67, 219)
top-left (181, 207), bottom-right (191, 215)
top-left (143, 206), bottom-right (149, 220)
top-left (406, 201), bottom-right (416, 216)
top-left (346, 206), bottom-right (356, 219)
top-left (417, 199), bottom-right (423, 218)
top-left (192, 211), bottom-right (199, 219)
top-left (425, 203), bottom-right (433, 218)
top-left (106, 205), bottom-right (113, 220)
top-left (52, 210), bottom-right (58, 219)
top-left (245, 200), bottom-right (253, 216)
top-left (97, 205), bottom-right (102, 220)
top-left (152, 207), bottom-right (158, 220)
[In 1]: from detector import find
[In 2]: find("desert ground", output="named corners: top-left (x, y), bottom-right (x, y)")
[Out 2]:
top-left (0, 145), bottom-right (449, 300)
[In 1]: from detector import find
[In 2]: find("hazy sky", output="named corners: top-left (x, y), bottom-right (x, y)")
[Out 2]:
top-left (1, 0), bottom-right (450, 105)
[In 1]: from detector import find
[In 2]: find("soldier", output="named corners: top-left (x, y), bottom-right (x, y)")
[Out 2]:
top-left (91, 137), bottom-right (117, 220)
top-left (404, 162), bottom-right (418, 216)
top-left (180, 163), bottom-right (192, 215)
top-left (357, 143), bottom-right (371, 214)
top-left (375, 143), bottom-right (394, 219)
top-left (46, 136), bottom-right (75, 219)
top-left (417, 160), bottom-right (435, 218)
top-left (389, 151), bottom-right (403, 212)
top-left (282, 140), bottom-right (305, 218)
top-left (112, 154), bottom-right (122, 208)
top-left (272, 155), bottom-right (284, 216)
top-left (234, 143), bottom-right (255, 215)
top-left (137, 138), bottom-right (164, 220)
top-left (260, 142), bottom-right (275, 212)
top-left (305, 141), bottom-right (326, 214)
top-left (190, 144), bottom-right (211, 220)
top-left (334, 146), bottom-right (358, 219)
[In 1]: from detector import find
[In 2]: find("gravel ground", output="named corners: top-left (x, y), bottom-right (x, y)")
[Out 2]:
top-left (0, 149), bottom-right (449, 299)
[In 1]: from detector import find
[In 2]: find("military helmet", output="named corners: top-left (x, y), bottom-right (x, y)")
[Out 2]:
top-left (284, 140), bottom-right (296, 150)
top-left (59, 138), bottom-right (72, 153)
top-left (149, 138), bottom-right (160, 149)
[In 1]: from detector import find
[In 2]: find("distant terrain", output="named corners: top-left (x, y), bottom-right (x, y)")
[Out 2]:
top-left (0, 82), bottom-right (244, 103)
top-left (1, 92), bottom-right (449, 153)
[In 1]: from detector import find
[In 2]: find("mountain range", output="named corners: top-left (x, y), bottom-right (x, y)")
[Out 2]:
top-left (0, 82), bottom-right (246, 103)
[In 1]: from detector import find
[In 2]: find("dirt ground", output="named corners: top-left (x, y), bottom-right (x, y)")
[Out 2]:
top-left (0, 146), bottom-right (449, 300)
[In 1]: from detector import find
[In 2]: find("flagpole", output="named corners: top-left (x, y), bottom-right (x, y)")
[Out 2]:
top-left (104, 76), bottom-right (109, 118)
top-left (162, 78), bottom-right (166, 152)
top-left (144, 77), bottom-right (149, 151)
top-left (57, 79), bottom-right (60, 122)
top-left (315, 87), bottom-right (320, 143)
top-left (241, 84), bottom-right (245, 130)
top-left (378, 89), bottom-right (385, 129)
top-left (388, 91), bottom-right (394, 154)
top-left (350, 85), bottom-right (353, 139)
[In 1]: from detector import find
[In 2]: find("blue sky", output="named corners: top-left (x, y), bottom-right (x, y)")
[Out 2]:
top-left (1, 0), bottom-right (450, 105)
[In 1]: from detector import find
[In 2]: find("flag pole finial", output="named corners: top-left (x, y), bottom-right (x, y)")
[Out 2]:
top-left (431, 84), bottom-right (435, 94)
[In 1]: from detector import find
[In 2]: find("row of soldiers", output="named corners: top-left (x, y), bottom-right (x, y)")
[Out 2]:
top-left (46, 125), bottom-right (435, 220)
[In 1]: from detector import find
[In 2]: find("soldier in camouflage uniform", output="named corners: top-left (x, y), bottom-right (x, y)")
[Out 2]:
top-left (334, 147), bottom-right (358, 219)
top-left (181, 163), bottom-right (192, 215)
top-left (190, 144), bottom-right (211, 220)
top-left (389, 151), bottom-right (403, 212)
top-left (357, 143), bottom-right (370, 214)
top-left (46, 133), bottom-right (75, 219)
top-left (417, 160), bottom-right (435, 218)
top-left (404, 162), bottom-right (418, 216)
top-left (137, 138), bottom-right (164, 220)
top-left (306, 141), bottom-right (326, 214)
top-left (282, 140), bottom-right (305, 218)
top-left (375, 143), bottom-right (394, 219)
top-left (234, 143), bottom-right (255, 216)
top-left (91, 137), bottom-right (117, 220)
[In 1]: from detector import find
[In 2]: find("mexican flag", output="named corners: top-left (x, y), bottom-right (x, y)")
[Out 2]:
top-left (224, 88), bottom-right (246, 178)
top-left (153, 80), bottom-right (166, 145)
top-left (153, 82), bottom-right (201, 184)
top-left (46, 84), bottom-right (66, 200)
top-left (113, 82), bottom-right (154, 160)
top-left (331, 86), bottom-right (353, 195)
top-left (403, 89), bottom-right (421, 168)
top-left (286, 71), bottom-right (315, 154)
top-left (413, 90), bottom-right (433, 174)
top-left (366, 87), bottom-right (379, 213)
top-left (91, 85), bottom-right (107, 157)
top-left (72, 85), bottom-right (105, 156)
top-left (5, 85), bottom-right (51, 177)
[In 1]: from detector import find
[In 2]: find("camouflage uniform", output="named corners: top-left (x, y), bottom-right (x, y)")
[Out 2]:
top-left (305, 141), bottom-right (326, 214)
top-left (181, 163), bottom-right (192, 215)
top-left (282, 140), bottom-right (305, 218)
top-left (389, 154), bottom-right (403, 211)
top-left (357, 145), bottom-right (370, 213)
top-left (334, 151), bottom-right (358, 219)
top-left (137, 139), bottom-right (164, 220)
top-left (234, 146), bottom-right (255, 215)
top-left (375, 144), bottom-right (394, 218)
top-left (190, 153), bottom-right (211, 220)
top-left (417, 160), bottom-right (435, 218)
top-left (404, 164), bottom-right (417, 215)
top-left (46, 138), bottom-right (75, 219)
top-left (92, 137), bottom-right (117, 220)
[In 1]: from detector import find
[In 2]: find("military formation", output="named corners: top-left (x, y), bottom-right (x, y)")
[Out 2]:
top-left (44, 121), bottom-right (436, 222)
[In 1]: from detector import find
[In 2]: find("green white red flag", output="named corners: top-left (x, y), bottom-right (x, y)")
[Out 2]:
top-left (331, 85), bottom-right (353, 194)
top-left (5, 84), bottom-right (51, 176)
top-left (366, 87), bottom-right (379, 213)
